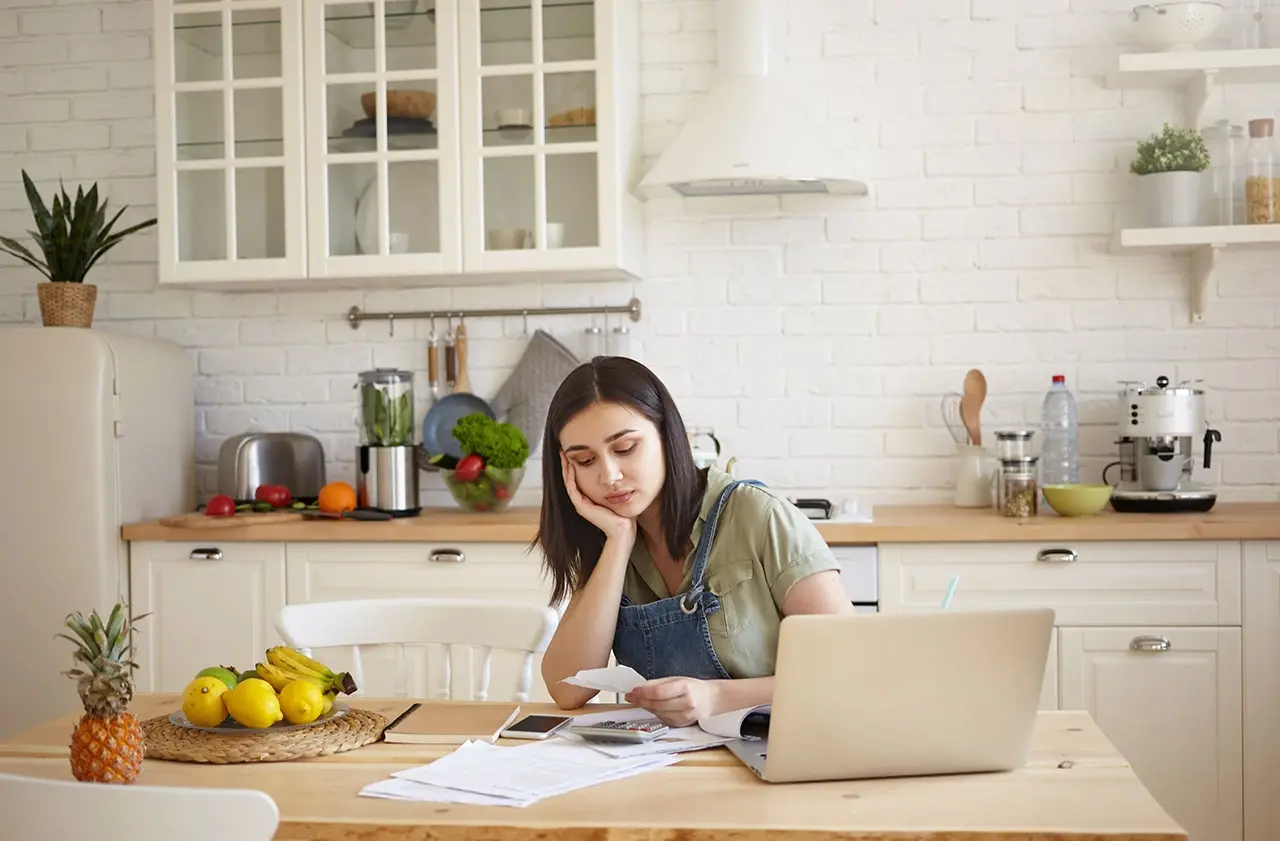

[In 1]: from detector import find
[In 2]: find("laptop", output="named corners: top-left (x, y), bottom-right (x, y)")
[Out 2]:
top-left (726, 607), bottom-right (1054, 783)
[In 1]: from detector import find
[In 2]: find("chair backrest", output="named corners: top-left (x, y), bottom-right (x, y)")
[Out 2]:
top-left (0, 772), bottom-right (278, 841)
top-left (274, 597), bottom-right (560, 702)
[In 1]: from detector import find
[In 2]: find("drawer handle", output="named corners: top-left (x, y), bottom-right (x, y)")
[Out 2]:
top-left (189, 548), bottom-right (223, 561)
top-left (1130, 635), bottom-right (1172, 652)
top-left (1036, 548), bottom-right (1078, 563)
top-left (429, 549), bottom-right (466, 563)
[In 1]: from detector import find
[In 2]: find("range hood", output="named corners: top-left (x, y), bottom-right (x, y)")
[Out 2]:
top-left (637, 0), bottom-right (866, 199)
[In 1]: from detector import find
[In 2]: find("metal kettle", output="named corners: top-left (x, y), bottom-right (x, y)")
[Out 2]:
top-left (688, 427), bottom-right (737, 475)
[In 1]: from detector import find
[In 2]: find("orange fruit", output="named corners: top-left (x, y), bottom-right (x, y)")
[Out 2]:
top-left (318, 481), bottom-right (357, 514)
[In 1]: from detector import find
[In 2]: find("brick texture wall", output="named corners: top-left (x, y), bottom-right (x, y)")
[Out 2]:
top-left (1, 0), bottom-right (1278, 507)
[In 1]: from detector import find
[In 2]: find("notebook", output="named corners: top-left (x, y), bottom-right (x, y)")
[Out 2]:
top-left (382, 701), bottom-right (522, 745)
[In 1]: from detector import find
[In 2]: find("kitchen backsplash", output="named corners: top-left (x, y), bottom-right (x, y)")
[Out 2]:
top-left (1, 0), bottom-right (1279, 506)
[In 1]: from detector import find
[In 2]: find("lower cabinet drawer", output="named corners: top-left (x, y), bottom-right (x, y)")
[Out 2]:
top-left (879, 541), bottom-right (1241, 626)
top-left (283, 542), bottom-right (557, 704)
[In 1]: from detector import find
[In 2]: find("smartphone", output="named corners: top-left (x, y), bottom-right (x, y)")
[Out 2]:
top-left (500, 713), bottom-right (574, 740)
top-left (567, 718), bottom-right (670, 744)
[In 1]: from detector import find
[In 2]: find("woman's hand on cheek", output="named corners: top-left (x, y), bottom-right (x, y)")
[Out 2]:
top-left (560, 452), bottom-right (636, 544)
top-left (624, 677), bottom-right (719, 728)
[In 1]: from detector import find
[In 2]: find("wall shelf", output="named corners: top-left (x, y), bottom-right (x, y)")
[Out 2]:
top-left (1106, 48), bottom-right (1280, 127)
top-left (1111, 225), bottom-right (1280, 323)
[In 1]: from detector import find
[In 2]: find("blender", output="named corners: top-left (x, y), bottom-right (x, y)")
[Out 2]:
top-left (355, 368), bottom-right (421, 516)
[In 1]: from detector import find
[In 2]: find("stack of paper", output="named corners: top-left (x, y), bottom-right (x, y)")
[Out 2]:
top-left (360, 738), bottom-right (678, 807)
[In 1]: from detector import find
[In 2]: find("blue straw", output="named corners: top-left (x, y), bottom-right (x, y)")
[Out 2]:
top-left (940, 575), bottom-right (960, 610)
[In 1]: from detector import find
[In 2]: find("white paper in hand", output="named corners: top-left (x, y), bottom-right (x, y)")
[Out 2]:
top-left (560, 665), bottom-right (647, 694)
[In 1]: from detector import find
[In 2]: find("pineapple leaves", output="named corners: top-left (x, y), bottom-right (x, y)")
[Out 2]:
top-left (0, 170), bottom-right (156, 284)
top-left (61, 614), bottom-right (101, 659)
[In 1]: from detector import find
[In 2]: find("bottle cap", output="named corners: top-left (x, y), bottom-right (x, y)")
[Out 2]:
top-left (1052, 374), bottom-right (1065, 384)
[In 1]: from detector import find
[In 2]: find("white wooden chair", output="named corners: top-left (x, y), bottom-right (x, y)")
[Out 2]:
top-left (0, 772), bottom-right (278, 841)
top-left (274, 597), bottom-right (559, 702)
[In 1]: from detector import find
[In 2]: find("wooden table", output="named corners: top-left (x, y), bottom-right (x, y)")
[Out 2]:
top-left (0, 695), bottom-right (1187, 841)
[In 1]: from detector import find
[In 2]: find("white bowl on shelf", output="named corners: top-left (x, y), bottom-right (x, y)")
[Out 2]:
top-left (1130, 2), bottom-right (1225, 51)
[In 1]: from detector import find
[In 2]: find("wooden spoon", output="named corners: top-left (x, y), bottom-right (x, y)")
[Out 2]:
top-left (454, 321), bottom-right (471, 393)
top-left (960, 368), bottom-right (987, 446)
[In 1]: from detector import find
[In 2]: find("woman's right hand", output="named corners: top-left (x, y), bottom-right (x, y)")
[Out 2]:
top-left (561, 452), bottom-right (636, 545)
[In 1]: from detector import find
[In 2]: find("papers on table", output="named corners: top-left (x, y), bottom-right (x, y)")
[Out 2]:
top-left (359, 737), bottom-right (678, 807)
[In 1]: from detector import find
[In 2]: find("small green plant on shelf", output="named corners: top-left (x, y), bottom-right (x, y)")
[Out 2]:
top-left (1130, 122), bottom-right (1210, 175)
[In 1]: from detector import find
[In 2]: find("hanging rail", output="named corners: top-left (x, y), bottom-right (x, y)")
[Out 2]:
top-left (346, 296), bottom-right (642, 330)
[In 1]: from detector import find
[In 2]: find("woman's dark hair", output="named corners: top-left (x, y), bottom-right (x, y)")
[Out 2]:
top-left (532, 356), bottom-right (704, 607)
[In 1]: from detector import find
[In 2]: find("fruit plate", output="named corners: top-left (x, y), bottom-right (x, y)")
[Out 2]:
top-left (169, 701), bottom-right (350, 735)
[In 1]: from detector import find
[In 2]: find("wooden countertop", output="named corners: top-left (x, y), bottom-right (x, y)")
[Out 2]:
top-left (120, 502), bottom-right (1280, 544)
top-left (0, 695), bottom-right (1185, 840)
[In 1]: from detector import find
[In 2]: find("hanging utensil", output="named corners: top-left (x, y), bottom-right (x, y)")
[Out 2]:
top-left (444, 317), bottom-right (457, 394)
top-left (426, 315), bottom-right (440, 402)
top-left (455, 320), bottom-right (472, 393)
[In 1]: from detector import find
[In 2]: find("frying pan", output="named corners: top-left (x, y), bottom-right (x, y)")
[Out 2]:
top-left (419, 322), bottom-right (496, 471)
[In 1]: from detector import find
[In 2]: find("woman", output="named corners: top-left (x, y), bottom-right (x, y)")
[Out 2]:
top-left (532, 356), bottom-right (854, 727)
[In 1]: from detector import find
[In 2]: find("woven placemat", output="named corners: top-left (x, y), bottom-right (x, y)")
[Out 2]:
top-left (142, 707), bottom-right (388, 764)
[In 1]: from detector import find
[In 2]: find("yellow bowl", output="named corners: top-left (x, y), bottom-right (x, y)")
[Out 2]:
top-left (1042, 484), bottom-right (1113, 517)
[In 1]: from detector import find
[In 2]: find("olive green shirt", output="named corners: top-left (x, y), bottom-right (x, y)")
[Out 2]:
top-left (621, 467), bottom-right (842, 679)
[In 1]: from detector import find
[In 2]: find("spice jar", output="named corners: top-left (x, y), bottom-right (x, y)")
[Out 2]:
top-left (1246, 118), bottom-right (1276, 224)
top-left (994, 429), bottom-right (1037, 461)
top-left (997, 457), bottom-right (1039, 519)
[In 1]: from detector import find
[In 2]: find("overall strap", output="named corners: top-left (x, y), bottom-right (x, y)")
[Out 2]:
top-left (679, 479), bottom-right (765, 613)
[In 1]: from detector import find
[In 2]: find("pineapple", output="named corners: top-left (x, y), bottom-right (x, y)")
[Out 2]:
top-left (58, 603), bottom-right (148, 784)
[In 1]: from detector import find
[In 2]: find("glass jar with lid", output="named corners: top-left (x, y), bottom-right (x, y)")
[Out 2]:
top-left (1201, 120), bottom-right (1246, 225)
top-left (993, 429), bottom-right (1037, 461)
top-left (1246, 118), bottom-right (1277, 224)
top-left (997, 457), bottom-right (1039, 518)
top-left (356, 368), bottom-right (415, 448)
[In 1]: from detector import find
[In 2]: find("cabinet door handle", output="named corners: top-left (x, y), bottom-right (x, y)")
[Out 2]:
top-left (1130, 635), bottom-right (1172, 652)
top-left (1036, 548), bottom-right (1078, 563)
top-left (429, 549), bottom-right (466, 563)
top-left (189, 548), bottom-right (223, 561)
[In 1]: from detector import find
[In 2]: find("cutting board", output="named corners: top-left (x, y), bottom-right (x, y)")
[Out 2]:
top-left (157, 510), bottom-right (306, 529)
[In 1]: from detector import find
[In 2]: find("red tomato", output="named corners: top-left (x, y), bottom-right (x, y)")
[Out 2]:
top-left (454, 454), bottom-right (485, 483)
top-left (255, 484), bottom-right (292, 508)
top-left (205, 494), bottom-right (236, 517)
top-left (495, 485), bottom-right (510, 499)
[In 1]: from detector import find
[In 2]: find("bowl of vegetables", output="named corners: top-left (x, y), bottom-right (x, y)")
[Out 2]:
top-left (434, 413), bottom-right (529, 513)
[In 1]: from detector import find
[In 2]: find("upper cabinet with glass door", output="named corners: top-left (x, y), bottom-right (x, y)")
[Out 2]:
top-left (154, 0), bottom-right (640, 287)
top-left (457, 0), bottom-right (642, 282)
top-left (156, 0), bottom-right (308, 284)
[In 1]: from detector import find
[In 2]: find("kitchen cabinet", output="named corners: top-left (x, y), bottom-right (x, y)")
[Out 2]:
top-left (879, 540), bottom-right (1243, 841)
top-left (129, 542), bottom-right (287, 693)
top-left (154, 0), bottom-right (642, 287)
top-left (1243, 541), bottom-right (1280, 841)
top-left (1059, 626), bottom-right (1242, 841)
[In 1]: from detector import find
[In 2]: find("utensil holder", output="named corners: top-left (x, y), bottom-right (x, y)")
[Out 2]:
top-left (953, 444), bottom-right (996, 508)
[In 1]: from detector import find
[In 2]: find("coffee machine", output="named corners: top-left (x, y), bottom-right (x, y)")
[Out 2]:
top-left (1104, 375), bottom-right (1222, 513)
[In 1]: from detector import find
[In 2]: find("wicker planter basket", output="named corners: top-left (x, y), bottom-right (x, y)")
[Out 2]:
top-left (37, 282), bottom-right (97, 328)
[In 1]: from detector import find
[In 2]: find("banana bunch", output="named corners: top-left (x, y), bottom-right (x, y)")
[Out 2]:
top-left (255, 646), bottom-right (358, 697)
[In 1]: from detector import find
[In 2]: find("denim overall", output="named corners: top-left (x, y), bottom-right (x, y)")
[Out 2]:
top-left (612, 478), bottom-right (764, 681)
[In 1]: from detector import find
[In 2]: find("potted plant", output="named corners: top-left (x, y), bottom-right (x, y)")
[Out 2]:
top-left (0, 171), bottom-right (156, 328)
top-left (1130, 123), bottom-right (1211, 228)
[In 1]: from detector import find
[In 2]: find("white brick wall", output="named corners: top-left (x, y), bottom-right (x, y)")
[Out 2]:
top-left (1, 0), bottom-right (1279, 508)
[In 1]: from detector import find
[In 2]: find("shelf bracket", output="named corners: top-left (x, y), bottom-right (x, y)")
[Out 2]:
top-left (1188, 69), bottom-right (1217, 129)
top-left (1189, 244), bottom-right (1220, 323)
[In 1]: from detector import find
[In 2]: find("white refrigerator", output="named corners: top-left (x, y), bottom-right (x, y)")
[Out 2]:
top-left (0, 326), bottom-right (195, 739)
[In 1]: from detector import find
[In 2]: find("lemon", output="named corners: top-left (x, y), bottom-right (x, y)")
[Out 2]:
top-left (280, 679), bottom-right (325, 725)
top-left (182, 676), bottom-right (229, 727)
top-left (223, 677), bottom-right (284, 729)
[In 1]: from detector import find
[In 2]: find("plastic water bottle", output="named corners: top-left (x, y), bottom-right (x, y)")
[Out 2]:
top-left (1040, 374), bottom-right (1079, 487)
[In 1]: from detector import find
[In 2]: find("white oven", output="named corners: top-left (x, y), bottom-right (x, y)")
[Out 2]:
top-left (830, 546), bottom-right (878, 614)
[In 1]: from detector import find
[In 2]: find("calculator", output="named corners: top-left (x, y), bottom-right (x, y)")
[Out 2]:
top-left (568, 718), bottom-right (670, 744)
